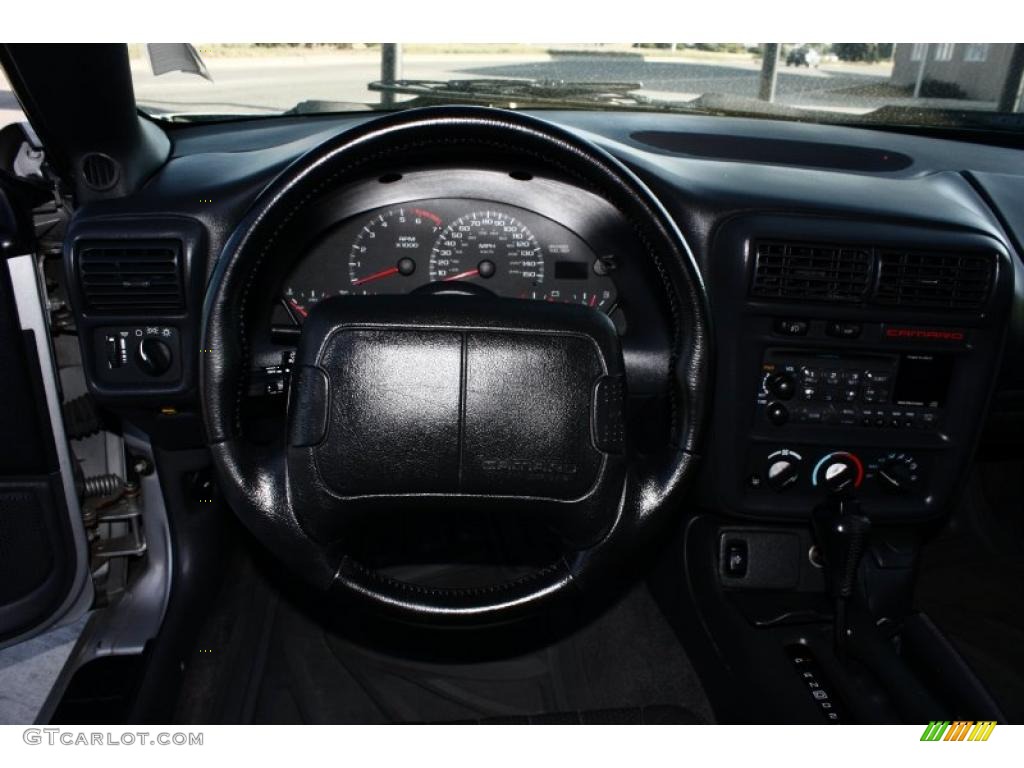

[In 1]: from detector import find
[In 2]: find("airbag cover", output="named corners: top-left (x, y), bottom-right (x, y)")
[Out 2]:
top-left (287, 295), bottom-right (624, 511)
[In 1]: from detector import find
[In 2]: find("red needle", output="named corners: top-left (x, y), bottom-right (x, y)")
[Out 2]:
top-left (352, 266), bottom-right (400, 286)
top-left (589, 294), bottom-right (598, 307)
top-left (287, 298), bottom-right (308, 318)
top-left (443, 268), bottom-right (480, 282)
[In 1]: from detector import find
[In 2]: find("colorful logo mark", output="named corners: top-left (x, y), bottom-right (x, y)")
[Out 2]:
top-left (920, 721), bottom-right (997, 742)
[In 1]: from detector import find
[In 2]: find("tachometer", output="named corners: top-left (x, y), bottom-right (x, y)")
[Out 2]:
top-left (429, 211), bottom-right (543, 289)
top-left (347, 206), bottom-right (442, 292)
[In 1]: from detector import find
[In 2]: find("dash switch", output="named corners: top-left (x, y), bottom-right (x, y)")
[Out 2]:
top-left (105, 333), bottom-right (128, 369)
top-left (723, 539), bottom-right (749, 578)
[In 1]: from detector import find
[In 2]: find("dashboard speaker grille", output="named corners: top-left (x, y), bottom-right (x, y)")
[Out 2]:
top-left (77, 241), bottom-right (184, 313)
top-left (752, 241), bottom-right (871, 303)
top-left (876, 249), bottom-right (994, 310)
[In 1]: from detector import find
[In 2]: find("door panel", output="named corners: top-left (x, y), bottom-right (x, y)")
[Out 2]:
top-left (0, 221), bottom-right (91, 647)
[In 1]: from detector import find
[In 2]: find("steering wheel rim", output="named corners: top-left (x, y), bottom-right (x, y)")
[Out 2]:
top-left (200, 106), bottom-right (712, 627)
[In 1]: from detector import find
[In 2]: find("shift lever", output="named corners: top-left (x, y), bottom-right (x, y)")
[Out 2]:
top-left (811, 495), bottom-right (872, 660)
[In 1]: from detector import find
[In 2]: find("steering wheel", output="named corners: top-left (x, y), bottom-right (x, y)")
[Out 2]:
top-left (201, 106), bottom-right (711, 627)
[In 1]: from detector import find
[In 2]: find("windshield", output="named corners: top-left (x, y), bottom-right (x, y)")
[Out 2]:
top-left (121, 42), bottom-right (1024, 131)
top-left (127, 43), bottom-right (1024, 131)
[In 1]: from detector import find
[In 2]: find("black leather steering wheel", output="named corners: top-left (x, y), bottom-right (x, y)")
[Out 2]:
top-left (201, 106), bottom-right (711, 627)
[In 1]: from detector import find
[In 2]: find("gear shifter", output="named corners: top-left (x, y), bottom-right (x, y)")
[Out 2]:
top-left (812, 495), bottom-right (872, 661)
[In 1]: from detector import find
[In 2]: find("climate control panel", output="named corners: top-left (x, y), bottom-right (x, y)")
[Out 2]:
top-left (748, 446), bottom-right (926, 502)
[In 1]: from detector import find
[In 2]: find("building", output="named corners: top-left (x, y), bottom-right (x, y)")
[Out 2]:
top-left (890, 43), bottom-right (1017, 102)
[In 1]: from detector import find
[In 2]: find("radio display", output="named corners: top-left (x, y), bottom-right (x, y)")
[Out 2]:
top-left (893, 354), bottom-right (953, 408)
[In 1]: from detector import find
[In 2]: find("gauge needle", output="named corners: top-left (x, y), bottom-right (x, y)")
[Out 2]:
top-left (287, 298), bottom-right (309, 318)
top-left (352, 266), bottom-right (400, 286)
top-left (443, 268), bottom-right (480, 281)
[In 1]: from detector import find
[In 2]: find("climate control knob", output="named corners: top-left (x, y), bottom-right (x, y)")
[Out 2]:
top-left (876, 453), bottom-right (919, 495)
top-left (812, 451), bottom-right (864, 494)
top-left (765, 449), bottom-right (803, 491)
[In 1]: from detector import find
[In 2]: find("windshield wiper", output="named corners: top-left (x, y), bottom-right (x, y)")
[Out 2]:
top-left (367, 78), bottom-right (684, 111)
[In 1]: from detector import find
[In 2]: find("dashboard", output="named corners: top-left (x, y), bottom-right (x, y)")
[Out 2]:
top-left (274, 198), bottom-right (618, 329)
top-left (61, 108), bottom-right (1024, 526)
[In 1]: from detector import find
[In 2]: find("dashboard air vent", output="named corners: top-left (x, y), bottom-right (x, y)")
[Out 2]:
top-left (752, 240), bottom-right (871, 303)
top-left (77, 241), bottom-right (184, 313)
top-left (80, 153), bottom-right (120, 191)
top-left (876, 250), bottom-right (993, 310)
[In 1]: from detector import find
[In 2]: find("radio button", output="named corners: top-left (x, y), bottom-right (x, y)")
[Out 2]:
top-left (767, 402), bottom-right (789, 426)
top-left (837, 408), bottom-right (859, 426)
top-left (803, 408), bottom-right (823, 424)
top-left (766, 372), bottom-right (796, 400)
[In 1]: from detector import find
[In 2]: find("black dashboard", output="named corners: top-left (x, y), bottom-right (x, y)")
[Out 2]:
top-left (62, 107), bottom-right (1024, 525)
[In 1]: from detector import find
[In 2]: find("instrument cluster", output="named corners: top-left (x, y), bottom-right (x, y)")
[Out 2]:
top-left (275, 198), bottom-right (618, 326)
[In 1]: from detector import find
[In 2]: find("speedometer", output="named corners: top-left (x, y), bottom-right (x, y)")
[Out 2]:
top-left (429, 211), bottom-right (544, 290)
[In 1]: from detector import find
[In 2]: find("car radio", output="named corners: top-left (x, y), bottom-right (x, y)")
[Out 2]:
top-left (756, 349), bottom-right (953, 431)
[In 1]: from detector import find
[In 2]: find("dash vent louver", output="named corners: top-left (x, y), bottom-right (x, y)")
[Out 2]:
top-left (752, 241), bottom-right (871, 303)
top-left (876, 249), bottom-right (993, 310)
top-left (77, 241), bottom-right (184, 313)
top-left (751, 239), bottom-right (995, 310)
top-left (80, 153), bottom-right (120, 191)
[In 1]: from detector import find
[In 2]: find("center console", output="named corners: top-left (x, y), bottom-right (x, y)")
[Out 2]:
top-left (670, 215), bottom-right (1016, 725)
top-left (707, 215), bottom-right (1014, 521)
